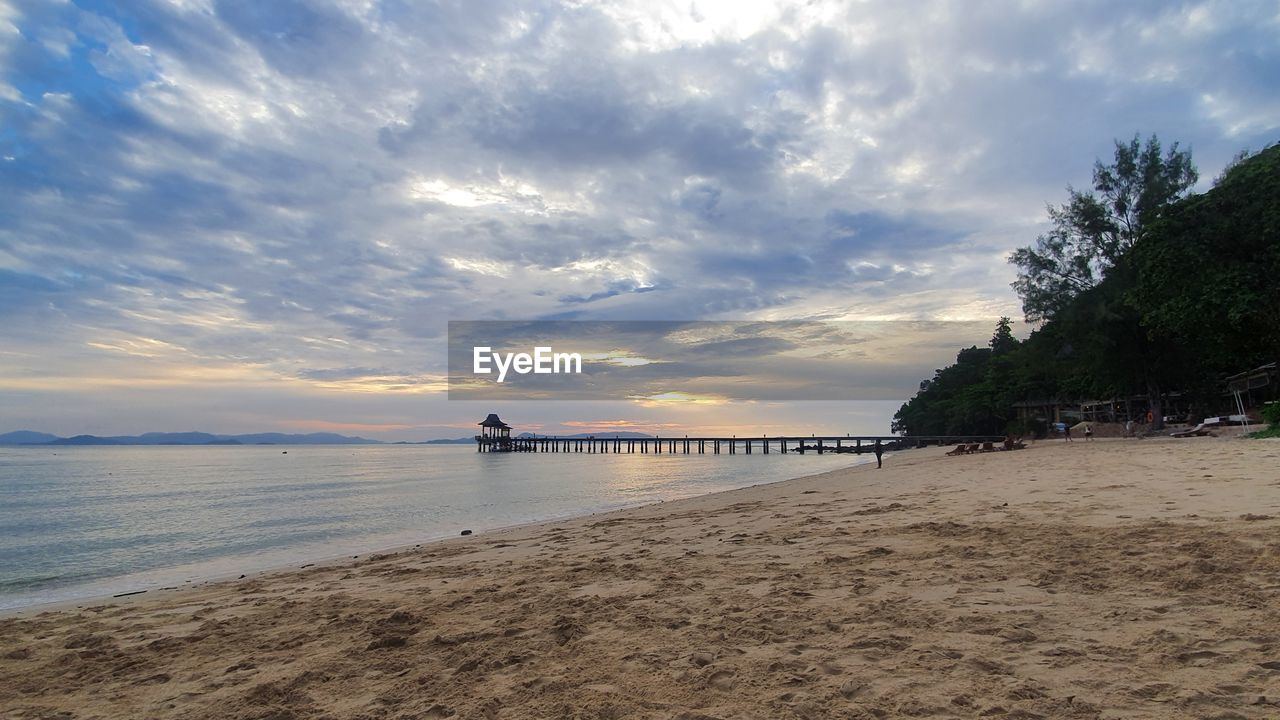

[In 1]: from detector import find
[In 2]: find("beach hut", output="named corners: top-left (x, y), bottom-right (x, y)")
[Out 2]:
top-left (1225, 362), bottom-right (1278, 421)
top-left (476, 413), bottom-right (513, 452)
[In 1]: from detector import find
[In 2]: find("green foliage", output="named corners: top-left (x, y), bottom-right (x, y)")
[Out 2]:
top-left (897, 135), bottom-right (1275, 438)
top-left (989, 316), bottom-right (1018, 355)
top-left (891, 320), bottom-right (1024, 436)
top-left (1010, 134), bottom-right (1198, 322)
top-left (1263, 402), bottom-right (1280, 429)
top-left (1213, 148), bottom-right (1253, 186)
top-left (1247, 426), bottom-right (1280, 439)
top-left (1129, 145), bottom-right (1280, 375)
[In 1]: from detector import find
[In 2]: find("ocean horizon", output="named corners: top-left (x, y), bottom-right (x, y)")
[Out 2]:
top-left (0, 444), bottom-right (867, 612)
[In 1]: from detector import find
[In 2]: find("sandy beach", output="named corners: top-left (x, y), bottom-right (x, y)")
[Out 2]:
top-left (2, 438), bottom-right (1279, 719)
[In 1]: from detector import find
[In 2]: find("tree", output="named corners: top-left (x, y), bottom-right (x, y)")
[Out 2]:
top-left (1130, 144), bottom-right (1280, 375)
top-left (892, 319), bottom-right (1025, 436)
top-left (989, 316), bottom-right (1018, 355)
top-left (1010, 134), bottom-right (1198, 322)
top-left (1213, 148), bottom-right (1253, 186)
top-left (1052, 265), bottom-right (1200, 430)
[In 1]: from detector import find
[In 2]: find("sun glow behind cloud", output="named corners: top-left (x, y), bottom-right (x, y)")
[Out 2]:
top-left (627, 391), bottom-right (727, 406)
top-left (579, 351), bottom-right (665, 368)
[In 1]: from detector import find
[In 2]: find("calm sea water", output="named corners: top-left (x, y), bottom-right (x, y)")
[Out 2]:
top-left (0, 444), bottom-right (866, 610)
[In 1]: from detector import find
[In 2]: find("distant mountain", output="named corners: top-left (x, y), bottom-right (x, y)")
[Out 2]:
top-left (227, 433), bottom-right (377, 445)
top-left (0, 430), bottom-right (61, 445)
top-left (387, 437), bottom-right (475, 444)
top-left (2, 429), bottom-right (661, 445)
top-left (49, 435), bottom-right (126, 445)
top-left (22, 431), bottom-right (382, 446)
top-left (136, 432), bottom-right (226, 445)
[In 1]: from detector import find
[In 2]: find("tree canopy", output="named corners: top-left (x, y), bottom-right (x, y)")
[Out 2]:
top-left (1009, 134), bottom-right (1198, 322)
top-left (894, 138), bottom-right (1278, 437)
top-left (1129, 144), bottom-right (1280, 373)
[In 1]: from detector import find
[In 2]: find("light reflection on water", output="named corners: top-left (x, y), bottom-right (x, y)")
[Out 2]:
top-left (0, 444), bottom-right (867, 610)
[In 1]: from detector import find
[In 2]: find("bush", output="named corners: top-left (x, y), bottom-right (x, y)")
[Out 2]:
top-left (1263, 401), bottom-right (1280, 429)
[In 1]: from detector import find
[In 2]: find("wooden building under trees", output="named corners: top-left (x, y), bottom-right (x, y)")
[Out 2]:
top-left (1225, 362), bottom-right (1278, 419)
top-left (1011, 399), bottom-right (1080, 429)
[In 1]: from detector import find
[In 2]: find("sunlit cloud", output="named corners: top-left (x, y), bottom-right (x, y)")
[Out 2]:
top-left (579, 351), bottom-right (666, 367)
top-left (626, 391), bottom-right (728, 405)
top-left (560, 419), bottom-right (686, 432)
top-left (85, 336), bottom-right (190, 359)
top-left (297, 373), bottom-right (450, 395)
top-left (444, 257), bottom-right (514, 278)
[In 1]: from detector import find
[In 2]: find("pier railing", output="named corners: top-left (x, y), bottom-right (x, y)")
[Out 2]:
top-left (476, 435), bottom-right (1005, 454)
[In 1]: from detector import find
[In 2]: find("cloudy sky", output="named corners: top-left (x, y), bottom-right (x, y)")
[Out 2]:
top-left (1, 0), bottom-right (1277, 440)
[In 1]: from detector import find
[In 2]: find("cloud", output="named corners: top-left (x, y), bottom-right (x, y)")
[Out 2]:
top-left (444, 319), bottom-right (1007, 403)
top-left (1, 0), bottom-right (1277, 436)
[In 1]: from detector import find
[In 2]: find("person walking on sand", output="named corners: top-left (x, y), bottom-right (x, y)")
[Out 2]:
top-left (874, 439), bottom-right (883, 469)
top-left (1084, 422), bottom-right (1094, 441)
top-left (1064, 423), bottom-right (1073, 442)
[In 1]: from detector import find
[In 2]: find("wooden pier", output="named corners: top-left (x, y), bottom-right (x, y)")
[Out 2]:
top-left (474, 414), bottom-right (1001, 455)
top-left (481, 436), bottom-right (1010, 454)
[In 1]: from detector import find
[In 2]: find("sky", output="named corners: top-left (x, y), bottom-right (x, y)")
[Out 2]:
top-left (1, 0), bottom-right (1277, 440)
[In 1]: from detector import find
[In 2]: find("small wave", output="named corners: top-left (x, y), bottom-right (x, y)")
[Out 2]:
top-left (0, 573), bottom-right (68, 591)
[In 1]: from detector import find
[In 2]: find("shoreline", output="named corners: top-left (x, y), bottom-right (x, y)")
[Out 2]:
top-left (4, 437), bottom-right (1278, 719)
top-left (2, 453), bottom-right (878, 618)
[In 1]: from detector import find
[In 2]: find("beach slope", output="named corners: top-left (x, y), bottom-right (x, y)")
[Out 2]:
top-left (3, 439), bottom-right (1279, 719)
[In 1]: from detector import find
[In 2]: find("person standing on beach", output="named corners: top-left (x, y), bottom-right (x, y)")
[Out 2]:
top-left (1084, 423), bottom-right (1094, 441)
top-left (874, 439), bottom-right (883, 468)
top-left (1064, 424), bottom-right (1073, 442)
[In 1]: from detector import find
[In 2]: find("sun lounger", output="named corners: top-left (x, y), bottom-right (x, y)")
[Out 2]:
top-left (979, 442), bottom-right (995, 452)
top-left (946, 444), bottom-right (967, 456)
top-left (1170, 423), bottom-right (1215, 438)
top-left (964, 443), bottom-right (980, 454)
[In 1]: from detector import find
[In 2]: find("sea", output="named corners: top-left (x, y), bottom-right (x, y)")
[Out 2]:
top-left (0, 444), bottom-right (868, 611)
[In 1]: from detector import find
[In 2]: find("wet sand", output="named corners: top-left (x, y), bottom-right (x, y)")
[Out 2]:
top-left (3, 437), bottom-right (1279, 719)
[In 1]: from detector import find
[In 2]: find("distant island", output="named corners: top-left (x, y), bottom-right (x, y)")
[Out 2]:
top-left (0, 430), bottom-right (659, 446)
top-left (0, 431), bottom-right (380, 446)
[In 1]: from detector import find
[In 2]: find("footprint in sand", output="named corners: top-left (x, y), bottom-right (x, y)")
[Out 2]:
top-left (422, 703), bottom-right (455, 718)
top-left (690, 652), bottom-right (715, 667)
top-left (998, 627), bottom-right (1038, 643)
top-left (706, 668), bottom-right (736, 690)
top-left (839, 679), bottom-right (864, 699)
top-left (366, 635), bottom-right (408, 650)
top-left (1130, 682), bottom-right (1176, 700)
top-left (1175, 649), bottom-right (1221, 665)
